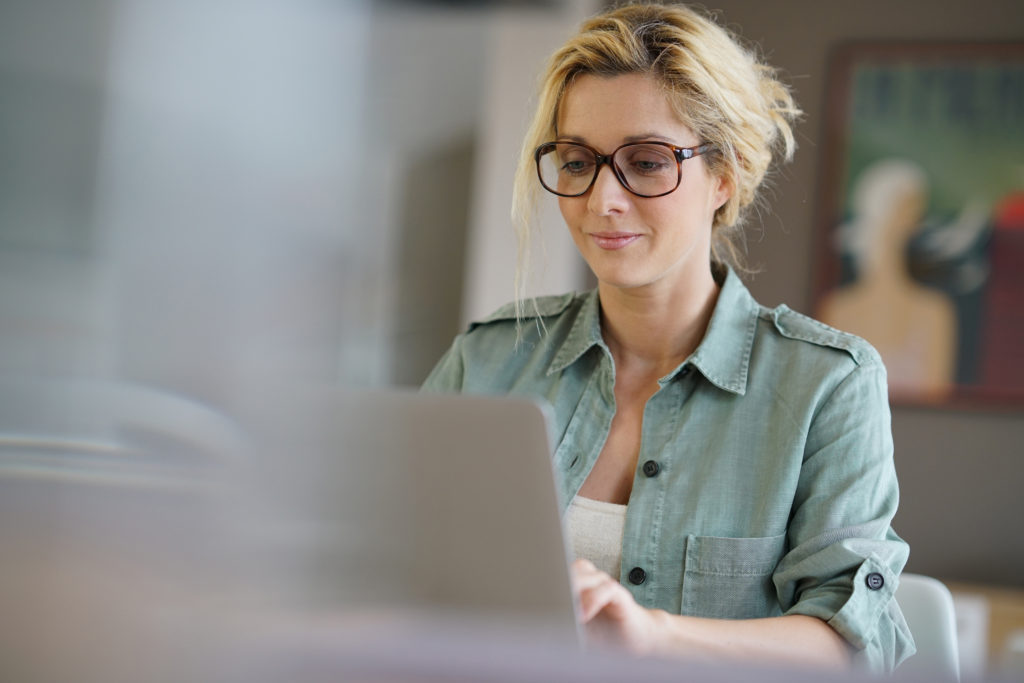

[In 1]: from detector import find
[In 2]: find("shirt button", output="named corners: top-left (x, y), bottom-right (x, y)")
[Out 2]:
top-left (679, 365), bottom-right (691, 377)
top-left (642, 460), bottom-right (660, 477)
top-left (627, 567), bottom-right (647, 585)
top-left (865, 572), bottom-right (885, 590)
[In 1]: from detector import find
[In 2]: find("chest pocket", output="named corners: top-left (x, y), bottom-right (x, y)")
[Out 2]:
top-left (681, 533), bottom-right (786, 619)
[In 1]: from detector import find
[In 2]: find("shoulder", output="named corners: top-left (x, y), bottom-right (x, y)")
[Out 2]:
top-left (759, 303), bottom-right (884, 369)
top-left (744, 304), bottom-right (890, 436)
top-left (433, 291), bottom-right (591, 393)
top-left (448, 291), bottom-right (590, 372)
top-left (467, 292), bottom-right (581, 333)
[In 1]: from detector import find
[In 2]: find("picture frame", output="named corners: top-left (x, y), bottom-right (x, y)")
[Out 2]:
top-left (812, 42), bottom-right (1024, 408)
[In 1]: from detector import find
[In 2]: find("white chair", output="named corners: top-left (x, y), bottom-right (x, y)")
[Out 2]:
top-left (896, 573), bottom-right (961, 681)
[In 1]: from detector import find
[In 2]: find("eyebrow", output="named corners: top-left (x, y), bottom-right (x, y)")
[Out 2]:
top-left (556, 132), bottom-right (681, 146)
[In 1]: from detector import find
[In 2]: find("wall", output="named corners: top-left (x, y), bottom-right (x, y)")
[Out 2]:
top-left (460, 1), bottom-right (599, 328)
top-left (384, 1), bottom-right (601, 385)
top-left (695, 0), bottom-right (1024, 586)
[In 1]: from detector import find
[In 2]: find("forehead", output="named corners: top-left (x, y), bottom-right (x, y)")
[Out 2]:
top-left (557, 73), bottom-right (693, 147)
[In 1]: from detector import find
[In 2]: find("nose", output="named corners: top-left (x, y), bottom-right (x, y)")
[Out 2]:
top-left (586, 163), bottom-right (630, 216)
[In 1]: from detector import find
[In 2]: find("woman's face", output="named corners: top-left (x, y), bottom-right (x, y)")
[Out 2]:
top-left (556, 73), bottom-right (730, 294)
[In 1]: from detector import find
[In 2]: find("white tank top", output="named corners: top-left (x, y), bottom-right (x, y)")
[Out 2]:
top-left (565, 495), bottom-right (627, 578)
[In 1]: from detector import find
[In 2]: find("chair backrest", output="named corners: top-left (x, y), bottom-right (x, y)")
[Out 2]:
top-left (896, 573), bottom-right (961, 681)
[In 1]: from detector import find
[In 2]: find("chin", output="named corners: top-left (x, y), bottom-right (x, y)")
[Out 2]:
top-left (593, 272), bottom-right (658, 291)
top-left (583, 256), bottom-right (651, 289)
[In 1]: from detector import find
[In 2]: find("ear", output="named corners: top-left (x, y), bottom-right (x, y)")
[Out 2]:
top-left (711, 172), bottom-right (734, 212)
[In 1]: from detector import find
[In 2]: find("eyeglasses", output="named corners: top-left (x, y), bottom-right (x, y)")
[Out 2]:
top-left (534, 140), bottom-right (715, 198)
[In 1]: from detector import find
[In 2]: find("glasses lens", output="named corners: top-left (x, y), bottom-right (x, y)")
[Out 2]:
top-left (614, 143), bottom-right (679, 196)
top-left (537, 143), bottom-right (595, 196)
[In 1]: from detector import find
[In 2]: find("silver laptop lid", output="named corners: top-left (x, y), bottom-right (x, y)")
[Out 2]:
top-left (240, 387), bottom-right (581, 644)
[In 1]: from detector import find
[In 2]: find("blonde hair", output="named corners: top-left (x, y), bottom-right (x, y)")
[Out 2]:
top-left (512, 2), bottom-right (801, 307)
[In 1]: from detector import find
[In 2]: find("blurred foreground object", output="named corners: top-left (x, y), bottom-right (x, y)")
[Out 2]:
top-left (0, 376), bottom-right (243, 682)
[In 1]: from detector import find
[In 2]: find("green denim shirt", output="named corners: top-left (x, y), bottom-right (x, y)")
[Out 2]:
top-left (422, 268), bottom-right (915, 672)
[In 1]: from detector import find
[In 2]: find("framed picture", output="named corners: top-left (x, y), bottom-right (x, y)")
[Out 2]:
top-left (812, 42), bottom-right (1024, 408)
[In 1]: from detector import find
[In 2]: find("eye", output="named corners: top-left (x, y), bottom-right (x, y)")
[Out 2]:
top-left (562, 161), bottom-right (591, 176)
top-left (621, 145), bottom-right (675, 176)
top-left (634, 159), bottom-right (667, 172)
top-left (560, 150), bottom-right (595, 176)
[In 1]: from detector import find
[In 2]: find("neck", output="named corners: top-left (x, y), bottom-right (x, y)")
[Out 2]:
top-left (598, 266), bottom-right (720, 377)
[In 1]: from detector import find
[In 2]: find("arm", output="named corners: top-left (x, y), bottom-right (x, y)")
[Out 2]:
top-left (420, 335), bottom-right (465, 392)
top-left (774, 360), bottom-right (914, 671)
top-left (572, 359), bottom-right (912, 671)
top-left (572, 559), bottom-right (851, 669)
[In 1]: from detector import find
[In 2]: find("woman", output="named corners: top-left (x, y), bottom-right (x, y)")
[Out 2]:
top-left (423, 3), bottom-right (913, 672)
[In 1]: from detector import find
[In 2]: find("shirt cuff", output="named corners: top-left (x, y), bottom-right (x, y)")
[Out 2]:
top-left (786, 555), bottom-right (916, 672)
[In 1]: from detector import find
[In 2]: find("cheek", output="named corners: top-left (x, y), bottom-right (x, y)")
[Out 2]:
top-left (644, 200), bottom-right (688, 229)
top-left (557, 197), bottom-right (582, 228)
top-left (557, 196), bottom-right (569, 218)
top-left (645, 198), bottom-right (711, 242)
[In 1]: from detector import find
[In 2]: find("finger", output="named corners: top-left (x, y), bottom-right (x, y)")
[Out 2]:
top-left (569, 557), bottom-right (607, 584)
top-left (570, 563), bottom-right (605, 585)
top-left (570, 563), bottom-right (616, 597)
top-left (571, 557), bottom-right (595, 571)
top-left (576, 575), bottom-right (628, 623)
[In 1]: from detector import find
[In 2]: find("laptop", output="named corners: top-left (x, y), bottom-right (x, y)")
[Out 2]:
top-left (238, 386), bottom-right (583, 647)
top-left (0, 381), bottom-right (584, 681)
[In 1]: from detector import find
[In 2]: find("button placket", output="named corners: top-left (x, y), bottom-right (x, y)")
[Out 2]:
top-left (553, 359), bottom-right (616, 503)
top-left (620, 377), bottom-right (682, 604)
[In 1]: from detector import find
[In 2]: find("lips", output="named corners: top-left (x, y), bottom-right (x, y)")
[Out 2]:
top-left (589, 232), bottom-right (641, 250)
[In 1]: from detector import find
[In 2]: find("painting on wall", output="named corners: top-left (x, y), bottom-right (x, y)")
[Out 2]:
top-left (813, 42), bottom-right (1024, 408)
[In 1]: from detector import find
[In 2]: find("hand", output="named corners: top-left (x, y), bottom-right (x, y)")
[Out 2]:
top-left (571, 559), bottom-right (849, 667)
top-left (570, 558), bottom-right (664, 655)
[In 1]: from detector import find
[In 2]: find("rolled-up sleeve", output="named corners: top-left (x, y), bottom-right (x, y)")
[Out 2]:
top-left (773, 360), bottom-right (916, 672)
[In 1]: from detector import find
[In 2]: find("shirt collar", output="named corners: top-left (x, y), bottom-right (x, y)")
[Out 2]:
top-left (547, 288), bottom-right (605, 376)
top-left (546, 268), bottom-right (760, 395)
top-left (685, 267), bottom-right (759, 395)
